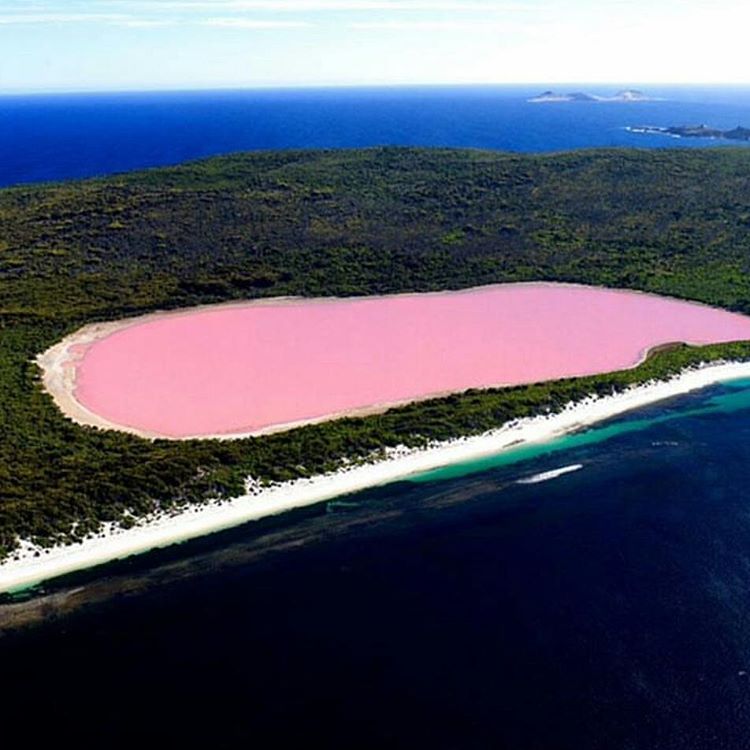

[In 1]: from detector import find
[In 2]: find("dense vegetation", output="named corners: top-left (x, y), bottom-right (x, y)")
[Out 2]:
top-left (3, 146), bottom-right (750, 557)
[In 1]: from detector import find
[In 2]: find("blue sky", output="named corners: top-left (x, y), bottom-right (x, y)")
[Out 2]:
top-left (1, 0), bottom-right (748, 93)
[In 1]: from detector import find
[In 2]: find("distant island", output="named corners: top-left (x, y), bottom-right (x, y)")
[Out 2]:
top-left (626, 124), bottom-right (750, 142)
top-left (529, 89), bottom-right (656, 103)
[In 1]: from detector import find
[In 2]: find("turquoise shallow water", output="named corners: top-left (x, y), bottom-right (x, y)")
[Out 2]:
top-left (412, 376), bottom-right (750, 483)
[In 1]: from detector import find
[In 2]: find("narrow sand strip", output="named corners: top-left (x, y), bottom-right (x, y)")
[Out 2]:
top-left (4, 360), bottom-right (750, 593)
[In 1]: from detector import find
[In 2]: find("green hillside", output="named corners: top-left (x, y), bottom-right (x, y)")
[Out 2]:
top-left (3, 147), bottom-right (750, 556)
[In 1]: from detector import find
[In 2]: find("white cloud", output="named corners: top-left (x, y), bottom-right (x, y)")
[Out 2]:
top-left (0, 13), bottom-right (130, 24)
top-left (0, 13), bottom-right (184, 27)
top-left (116, 19), bottom-right (175, 27)
top-left (91, 0), bottom-right (530, 12)
top-left (349, 18), bottom-right (522, 31)
top-left (202, 17), bottom-right (313, 27)
top-left (0, 0), bottom-right (536, 28)
top-left (0, 10), bottom-right (313, 28)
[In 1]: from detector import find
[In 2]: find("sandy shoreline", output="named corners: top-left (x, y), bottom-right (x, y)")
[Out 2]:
top-left (36, 281), bottom-right (750, 440)
top-left (4, 359), bottom-right (750, 594)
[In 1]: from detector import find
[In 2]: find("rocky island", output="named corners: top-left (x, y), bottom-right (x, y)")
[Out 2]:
top-left (529, 89), bottom-right (654, 103)
top-left (627, 124), bottom-right (750, 141)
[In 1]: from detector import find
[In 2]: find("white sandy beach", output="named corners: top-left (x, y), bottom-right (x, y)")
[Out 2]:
top-left (3, 359), bottom-right (750, 594)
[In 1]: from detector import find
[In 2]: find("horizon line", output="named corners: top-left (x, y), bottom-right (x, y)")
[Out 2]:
top-left (3, 81), bottom-right (750, 97)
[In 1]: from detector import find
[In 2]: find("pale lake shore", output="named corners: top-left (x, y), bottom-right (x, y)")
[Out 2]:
top-left (3, 359), bottom-right (750, 594)
top-left (37, 281), bottom-right (750, 440)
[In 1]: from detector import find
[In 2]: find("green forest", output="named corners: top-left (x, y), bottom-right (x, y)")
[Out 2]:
top-left (3, 146), bottom-right (750, 557)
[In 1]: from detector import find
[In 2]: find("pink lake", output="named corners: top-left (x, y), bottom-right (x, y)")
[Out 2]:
top-left (73, 284), bottom-right (750, 438)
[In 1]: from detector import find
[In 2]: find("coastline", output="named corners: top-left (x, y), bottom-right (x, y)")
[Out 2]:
top-left (4, 359), bottom-right (750, 594)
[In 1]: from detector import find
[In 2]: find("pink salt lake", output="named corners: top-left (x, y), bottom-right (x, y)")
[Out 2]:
top-left (74, 284), bottom-right (750, 439)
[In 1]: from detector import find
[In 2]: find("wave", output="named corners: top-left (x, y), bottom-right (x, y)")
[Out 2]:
top-left (516, 464), bottom-right (584, 485)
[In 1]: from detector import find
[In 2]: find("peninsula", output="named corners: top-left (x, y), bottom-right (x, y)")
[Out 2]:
top-left (5, 354), bottom-right (750, 593)
top-left (627, 124), bottom-right (750, 141)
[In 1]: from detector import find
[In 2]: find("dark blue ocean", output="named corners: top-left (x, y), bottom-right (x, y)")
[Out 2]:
top-left (4, 381), bottom-right (750, 749)
top-left (3, 84), bottom-right (750, 187)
